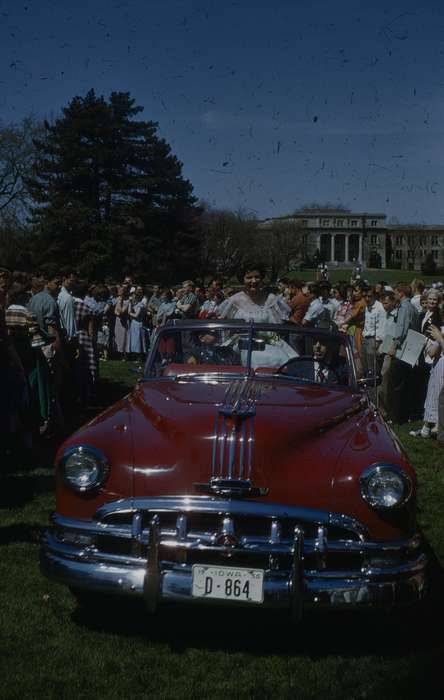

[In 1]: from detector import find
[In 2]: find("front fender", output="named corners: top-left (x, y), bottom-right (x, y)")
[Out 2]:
top-left (331, 409), bottom-right (416, 541)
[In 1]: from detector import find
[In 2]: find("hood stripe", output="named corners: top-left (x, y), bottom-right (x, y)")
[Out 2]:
top-left (211, 379), bottom-right (263, 482)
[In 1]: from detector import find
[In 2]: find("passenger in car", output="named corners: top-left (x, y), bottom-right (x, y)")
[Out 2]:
top-left (184, 330), bottom-right (240, 366)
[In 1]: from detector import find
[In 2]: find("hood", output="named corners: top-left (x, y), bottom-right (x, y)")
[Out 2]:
top-left (130, 377), bottom-right (365, 512)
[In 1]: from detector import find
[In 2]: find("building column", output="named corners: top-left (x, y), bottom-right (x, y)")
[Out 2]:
top-left (358, 234), bottom-right (363, 262)
top-left (380, 233), bottom-right (386, 269)
top-left (330, 234), bottom-right (335, 262)
top-left (345, 235), bottom-right (349, 263)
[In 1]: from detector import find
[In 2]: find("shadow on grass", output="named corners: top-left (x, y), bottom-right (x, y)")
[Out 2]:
top-left (0, 473), bottom-right (54, 509)
top-left (0, 522), bottom-right (44, 545)
top-left (70, 533), bottom-right (444, 661)
top-left (0, 374), bottom-right (133, 510)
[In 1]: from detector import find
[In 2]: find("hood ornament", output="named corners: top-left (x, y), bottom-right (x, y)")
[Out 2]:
top-left (194, 380), bottom-right (269, 498)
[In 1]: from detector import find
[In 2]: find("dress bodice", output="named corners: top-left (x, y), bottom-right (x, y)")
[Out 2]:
top-left (218, 291), bottom-right (286, 323)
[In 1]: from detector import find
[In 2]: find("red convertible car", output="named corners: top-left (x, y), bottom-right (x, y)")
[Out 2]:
top-left (41, 320), bottom-right (426, 618)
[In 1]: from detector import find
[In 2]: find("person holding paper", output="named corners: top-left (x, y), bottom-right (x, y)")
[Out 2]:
top-left (427, 325), bottom-right (444, 449)
top-left (410, 323), bottom-right (444, 439)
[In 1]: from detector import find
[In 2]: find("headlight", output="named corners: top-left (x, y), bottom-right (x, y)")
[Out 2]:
top-left (360, 464), bottom-right (412, 510)
top-left (60, 446), bottom-right (109, 493)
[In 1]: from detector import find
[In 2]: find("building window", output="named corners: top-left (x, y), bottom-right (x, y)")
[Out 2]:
top-left (321, 219), bottom-right (330, 226)
top-left (395, 250), bottom-right (402, 260)
top-left (301, 219), bottom-right (308, 227)
top-left (351, 220), bottom-right (357, 227)
top-left (407, 235), bottom-right (415, 246)
top-left (336, 219), bottom-right (343, 226)
top-left (431, 235), bottom-right (438, 245)
top-left (370, 235), bottom-right (378, 245)
top-left (395, 235), bottom-right (403, 246)
top-left (371, 220), bottom-right (378, 227)
top-left (432, 249), bottom-right (439, 260)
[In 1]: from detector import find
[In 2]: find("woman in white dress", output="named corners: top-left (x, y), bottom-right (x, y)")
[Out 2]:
top-left (126, 286), bottom-right (147, 359)
top-left (410, 322), bottom-right (444, 438)
top-left (217, 265), bottom-right (296, 368)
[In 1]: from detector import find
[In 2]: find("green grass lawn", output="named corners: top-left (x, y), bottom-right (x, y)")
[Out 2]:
top-left (1, 362), bottom-right (444, 699)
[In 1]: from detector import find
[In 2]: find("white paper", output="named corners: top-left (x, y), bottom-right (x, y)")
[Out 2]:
top-left (396, 329), bottom-right (427, 367)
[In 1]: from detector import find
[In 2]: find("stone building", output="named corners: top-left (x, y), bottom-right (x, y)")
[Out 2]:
top-left (259, 208), bottom-right (444, 270)
top-left (259, 209), bottom-right (386, 267)
top-left (388, 224), bottom-right (444, 270)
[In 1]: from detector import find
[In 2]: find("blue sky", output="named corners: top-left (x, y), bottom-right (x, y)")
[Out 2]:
top-left (1, 0), bottom-right (444, 222)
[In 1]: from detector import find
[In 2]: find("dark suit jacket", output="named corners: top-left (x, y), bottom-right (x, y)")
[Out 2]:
top-left (282, 356), bottom-right (348, 385)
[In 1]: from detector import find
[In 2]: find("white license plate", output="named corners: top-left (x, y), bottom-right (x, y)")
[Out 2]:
top-left (192, 565), bottom-right (264, 603)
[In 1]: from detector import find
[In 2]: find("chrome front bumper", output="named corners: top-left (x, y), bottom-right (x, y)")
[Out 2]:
top-left (40, 497), bottom-right (427, 614)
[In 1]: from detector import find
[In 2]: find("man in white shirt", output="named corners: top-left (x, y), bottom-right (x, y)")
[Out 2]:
top-left (410, 279), bottom-right (425, 314)
top-left (302, 284), bottom-right (330, 328)
top-left (360, 286), bottom-right (386, 377)
top-left (319, 282), bottom-right (339, 319)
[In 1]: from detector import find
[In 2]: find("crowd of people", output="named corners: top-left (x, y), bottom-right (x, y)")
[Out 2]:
top-left (1, 265), bottom-right (444, 461)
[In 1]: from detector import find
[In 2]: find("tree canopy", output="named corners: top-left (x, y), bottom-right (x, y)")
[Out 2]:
top-left (28, 90), bottom-right (201, 280)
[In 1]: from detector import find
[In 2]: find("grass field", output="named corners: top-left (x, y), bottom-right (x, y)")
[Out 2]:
top-left (1, 362), bottom-right (444, 699)
top-left (287, 268), bottom-right (443, 286)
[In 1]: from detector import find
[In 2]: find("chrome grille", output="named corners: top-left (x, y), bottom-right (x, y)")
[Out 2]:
top-left (54, 496), bottom-right (423, 580)
top-left (89, 496), bottom-right (375, 577)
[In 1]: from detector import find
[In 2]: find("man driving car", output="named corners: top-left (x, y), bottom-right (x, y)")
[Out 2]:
top-left (280, 337), bottom-right (347, 384)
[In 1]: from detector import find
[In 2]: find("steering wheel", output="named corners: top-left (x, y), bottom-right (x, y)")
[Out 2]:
top-left (277, 355), bottom-right (341, 383)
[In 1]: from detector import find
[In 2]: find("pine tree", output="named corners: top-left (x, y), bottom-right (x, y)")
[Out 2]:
top-left (28, 89), bottom-right (200, 279)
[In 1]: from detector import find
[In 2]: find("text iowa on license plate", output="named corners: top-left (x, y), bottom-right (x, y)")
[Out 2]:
top-left (192, 564), bottom-right (264, 603)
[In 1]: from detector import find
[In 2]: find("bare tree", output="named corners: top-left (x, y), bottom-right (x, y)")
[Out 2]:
top-left (256, 219), bottom-right (311, 279)
top-left (198, 205), bottom-right (259, 280)
top-left (0, 117), bottom-right (41, 224)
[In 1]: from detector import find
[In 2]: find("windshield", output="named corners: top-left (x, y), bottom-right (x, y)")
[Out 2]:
top-left (145, 323), bottom-right (353, 387)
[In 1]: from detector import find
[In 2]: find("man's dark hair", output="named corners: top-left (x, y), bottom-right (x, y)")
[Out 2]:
top-left (308, 283), bottom-right (320, 297)
top-left (8, 283), bottom-right (29, 306)
top-left (71, 280), bottom-right (89, 298)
